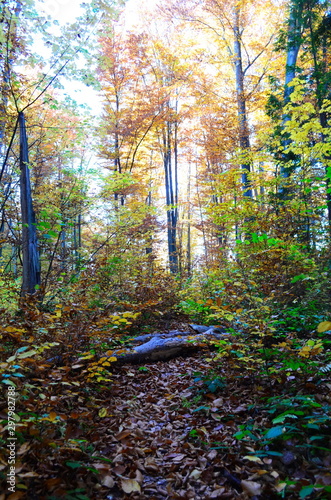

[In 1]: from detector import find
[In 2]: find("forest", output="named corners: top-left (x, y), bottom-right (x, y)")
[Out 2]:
top-left (0, 0), bottom-right (331, 498)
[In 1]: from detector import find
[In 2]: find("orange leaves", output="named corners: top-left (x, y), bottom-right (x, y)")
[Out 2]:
top-left (2, 326), bottom-right (25, 340)
top-left (40, 411), bottom-right (58, 423)
top-left (94, 310), bottom-right (140, 336)
top-left (81, 353), bottom-right (95, 360)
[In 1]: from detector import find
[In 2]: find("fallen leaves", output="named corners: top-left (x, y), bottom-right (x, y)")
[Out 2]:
top-left (121, 478), bottom-right (141, 494)
top-left (1, 332), bottom-right (330, 499)
top-left (98, 407), bottom-right (108, 418)
top-left (243, 455), bottom-right (264, 464)
top-left (241, 479), bottom-right (262, 496)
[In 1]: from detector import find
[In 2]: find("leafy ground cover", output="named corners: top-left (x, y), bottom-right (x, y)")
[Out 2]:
top-left (0, 307), bottom-right (330, 500)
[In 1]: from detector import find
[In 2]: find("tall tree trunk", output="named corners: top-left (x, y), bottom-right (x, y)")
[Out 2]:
top-left (114, 91), bottom-right (125, 207)
top-left (0, 0), bottom-right (21, 158)
top-left (233, 5), bottom-right (252, 198)
top-left (187, 162), bottom-right (192, 277)
top-left (196, 166), bottom-right (209, 267)
top-left (61, 226), bottom-right (66, 270)
top-left (19, 111), bottom-right (40, 296)
top-left (284, 2), bottom-right (303, 102)
top-left (163, 113), bottom-right (178, 274)
top-left (73, 213), bottom-right (82, 269)
top-left (0, 3), bottom-right (19, 260)
top-left (145, 186), bottom-right (153, 256)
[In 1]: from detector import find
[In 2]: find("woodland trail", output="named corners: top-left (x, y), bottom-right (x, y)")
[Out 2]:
top-left (2, 324), bottom-right (330, 499)
top-left (48, 351), bottom-right (322, 500)
top-left (80, 354), bottom-right (265, 500)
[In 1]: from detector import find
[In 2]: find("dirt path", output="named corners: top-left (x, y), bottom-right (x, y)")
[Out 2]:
top-left (70, 356), bottom-right (286, 500)
top-left (2, 345), bottom-right (329, 499)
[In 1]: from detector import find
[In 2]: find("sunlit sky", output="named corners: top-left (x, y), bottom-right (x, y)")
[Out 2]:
top-left (38, 0), bottom-right (145, 29)
top-left (39, 0), bottom-right (85, 23)
top-left (34, 0), bottom-right (152, 113)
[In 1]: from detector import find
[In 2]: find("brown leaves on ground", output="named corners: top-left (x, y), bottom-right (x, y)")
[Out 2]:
top-left (1, 346), bottom-right (330, 499)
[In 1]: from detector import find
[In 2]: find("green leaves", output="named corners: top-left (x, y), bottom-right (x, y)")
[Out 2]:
top-left (66, 461), bottom-right (82, 469)
top-left (264, 426), bottom-right (284, 439)
top-left (299, 485), bottom-right (314, 498)
top-left (290, 274), bottom-right (309, 283)
top-left (272, 413), bottom-right (301, 424)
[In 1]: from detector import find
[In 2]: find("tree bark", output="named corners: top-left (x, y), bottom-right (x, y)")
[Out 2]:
top-left (163, 112), bottom-right (179, 274)
top-left (233, 5), bottom-right (252, 198)
top-left (187, 162), bottom-right (192, 277)
top-left (105, 326), bottom-right (228, 364)
top-left (19, 111), bottom-right (41, 296)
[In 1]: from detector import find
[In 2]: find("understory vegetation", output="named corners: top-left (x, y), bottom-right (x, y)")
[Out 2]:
top-left (0, 247), bottom-right (330, 499)
top-left (1, 0), bottom-right (331, 498)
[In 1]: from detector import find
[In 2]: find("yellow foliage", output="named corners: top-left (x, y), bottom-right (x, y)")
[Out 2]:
top-left (81, 354), bottom-right (95, 360)
top-left (98, 408), bottom-right (108, 418)
top-left (298, 340), bottom-right (323, 358)
top-left (317, 321), bottom-right (331, 333)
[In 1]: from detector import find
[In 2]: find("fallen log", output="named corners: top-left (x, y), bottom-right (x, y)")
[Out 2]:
top-left (110, 326), bottom-right (229, 364)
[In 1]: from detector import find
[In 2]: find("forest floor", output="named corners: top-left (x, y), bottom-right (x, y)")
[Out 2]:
top-left (1, 319), bottom-right (331, 500)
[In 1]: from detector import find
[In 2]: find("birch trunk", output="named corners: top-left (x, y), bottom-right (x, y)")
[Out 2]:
top-left (233, 5), bottom-right (252, 198)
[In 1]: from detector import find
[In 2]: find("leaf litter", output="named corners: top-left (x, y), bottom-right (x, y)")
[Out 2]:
top-left (1, 344), bottom-right (330, 500)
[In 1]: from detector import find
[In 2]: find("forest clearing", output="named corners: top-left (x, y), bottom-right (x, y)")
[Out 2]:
top-left (0, 0), bottom-right (331, 498)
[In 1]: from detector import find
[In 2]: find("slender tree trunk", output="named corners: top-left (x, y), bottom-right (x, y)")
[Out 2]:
top-left (163, 115), bottom-right (178, 274)
top-left (145, 187), bottom-right (153, 256)
top-left (0, 0), bottom-right (21, 158)
top-left (0, 4), bottom-right (17, 260)
top-left (61, 226), bottom-right (66, 270)
top-left (113, 91), bottom-right (125, 207)
top-left (233, 5), bottom-right (252, 198)
top-left (196, 165), bottom-right (208, 267)
top-left (187, 163), bottom-right (192, 277)
top-left (284, 7), bottom-right (302, 102)
top-left (19, 111), bottom-right (40, 296)
top-left (73, 213), bottom-right (82, 269)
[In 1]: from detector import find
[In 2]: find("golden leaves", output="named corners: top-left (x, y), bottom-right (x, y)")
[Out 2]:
top-left (298, 339), bottom-right (323, 358)
top-left (317, 321), bottom-right (331, 333)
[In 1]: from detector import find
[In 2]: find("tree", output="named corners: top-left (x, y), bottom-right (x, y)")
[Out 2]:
top-left (163, 0), bottom-right (281, 199)
top-left (19, 111), bottom-right (40, 295)
top-left (98, 26), bottom-right (188, 274)
top-left (0, 0), bottom-right (113, 298)
top-left (272, 0), bottom-right (331, 236)
top-left (233, 2), bottom-right (252, 198)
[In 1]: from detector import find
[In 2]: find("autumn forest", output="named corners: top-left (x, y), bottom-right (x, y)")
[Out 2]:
top-left (0, 0), bottom-right (331, 498)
